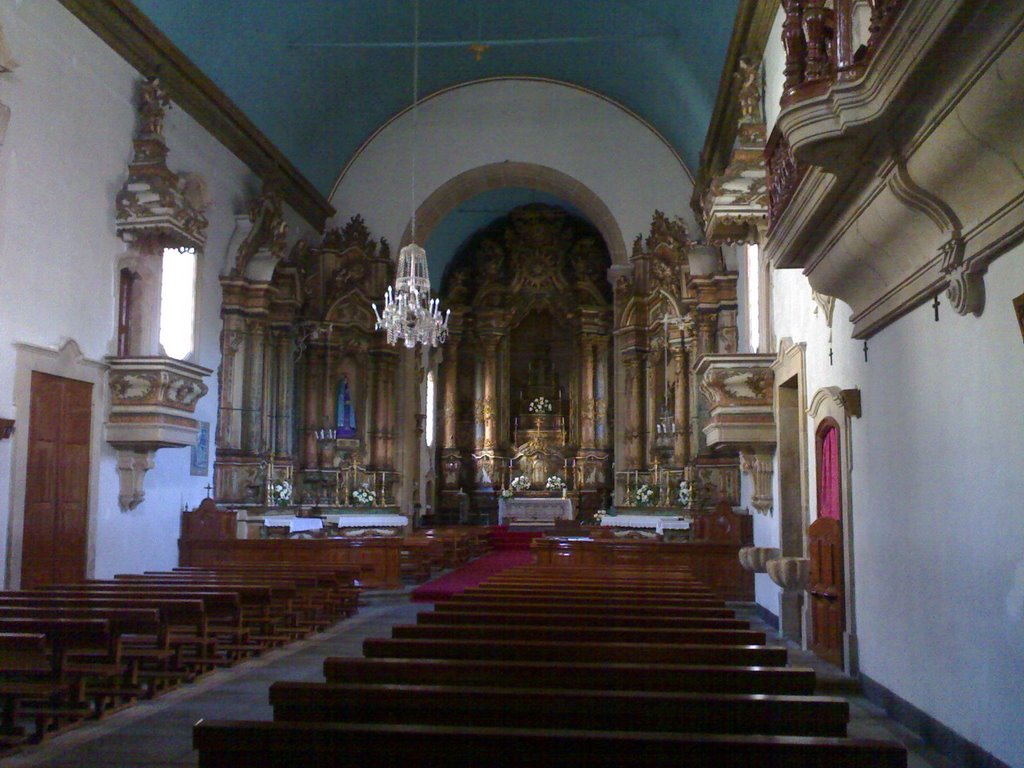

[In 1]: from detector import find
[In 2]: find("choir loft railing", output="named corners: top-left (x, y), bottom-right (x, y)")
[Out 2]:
top-left (781, 0), bottom-right (906, 107)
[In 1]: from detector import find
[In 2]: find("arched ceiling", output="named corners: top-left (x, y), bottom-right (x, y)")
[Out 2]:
top-left (131, 0), bottom-right (739, 196)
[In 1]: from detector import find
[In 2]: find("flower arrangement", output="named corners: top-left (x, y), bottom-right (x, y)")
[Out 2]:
top-left (269, 480), bottom-right (292, 506)
top-left (499, 488), bottom-right (514, 499)
top-left (510, 475), bottom-right (531, 492)
top-left (594, 509), bottom-right (607, 523)
top-left (632, 483), bottom-right (656, 507)
top-left (527, 396), bottom-right (553, 414)
top-left (677, 480), bottom-right (692, 507)
top-left (545, 475), bottom-right (566, 491)
top-left (352, 484), bottom-right (376, 506)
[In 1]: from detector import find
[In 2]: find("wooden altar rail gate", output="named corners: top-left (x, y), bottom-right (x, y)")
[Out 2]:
top-left (0, 564), bottom-right (360, 748)
top-left (194, 563), bottom-right (907, 767)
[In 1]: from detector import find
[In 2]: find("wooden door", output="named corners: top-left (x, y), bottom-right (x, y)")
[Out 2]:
top-left (808, 515), bottom-right (844, 667)
top-left (21, 372), bottom-right (92, 588)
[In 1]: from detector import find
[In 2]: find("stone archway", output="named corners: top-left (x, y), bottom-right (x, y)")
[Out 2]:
top-left (399, 162), bottom-right (628, 266)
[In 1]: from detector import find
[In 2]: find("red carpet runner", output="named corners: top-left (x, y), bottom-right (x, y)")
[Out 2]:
top-left (410, 549), bottom-right (533, 602)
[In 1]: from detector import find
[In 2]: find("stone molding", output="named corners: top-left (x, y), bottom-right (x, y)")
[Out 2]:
top-left (766, 1), bottom-right (1024, 338)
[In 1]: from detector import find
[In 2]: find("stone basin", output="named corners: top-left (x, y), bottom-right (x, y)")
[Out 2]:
top-left (738, 546), bottom-right (781, 573)
top-left (767, 556), bottom-right (811, 591)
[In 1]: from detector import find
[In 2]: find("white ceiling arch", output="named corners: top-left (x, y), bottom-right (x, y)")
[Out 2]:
top-left (330, 78), bottom-right (697, 268)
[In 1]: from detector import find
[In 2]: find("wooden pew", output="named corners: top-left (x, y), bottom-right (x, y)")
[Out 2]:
top-left (416, 610), bottom-right (750, 630)
top-left (0, 596), bottom-right (204, 691)
top-left (269, 681), bottom-right (850, 736)
top-left (432, 601), bottom-right (737, 618)
top-left (440, 594), bottom-right (727, 609)
top-left (0, 607), bottom-right (161, 712)
top-left (193, 720), bottom-right (908, 767)
top-left (363, 637), bottom-right (787, 665)
top-left (0, 633), bottom-right (70, 744)
top-left (390, 623), bottom-right (767, 646)
top-left (322, 657), bottom-right (818, 695)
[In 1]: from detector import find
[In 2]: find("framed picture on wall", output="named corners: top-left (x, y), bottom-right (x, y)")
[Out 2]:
top-left (191, 421), bottom-right (210, 476)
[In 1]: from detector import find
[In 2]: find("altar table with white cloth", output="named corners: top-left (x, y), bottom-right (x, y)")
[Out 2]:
top-left (498, 497), bottom-right (574, 526)
top-left (262, 516), bottom-right (324, 534)
top-left (323, 514), bottom-right (409, 529)
top-left (599, 515), bottom-right (691, 535)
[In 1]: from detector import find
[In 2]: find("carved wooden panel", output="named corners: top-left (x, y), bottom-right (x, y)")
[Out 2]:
top-left (22, 372), bottom-right (91, 588)
top-left (808, 515), bottom-right (845, 667)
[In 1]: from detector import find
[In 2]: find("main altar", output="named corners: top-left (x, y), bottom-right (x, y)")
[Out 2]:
top-left (498, 497), bottom-right (574, 527)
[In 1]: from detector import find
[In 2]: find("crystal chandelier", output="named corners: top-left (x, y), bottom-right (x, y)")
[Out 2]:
top-left (372, 0), bottom-right (449, 349)
top-left (373, 243), bottom-right (449, 348)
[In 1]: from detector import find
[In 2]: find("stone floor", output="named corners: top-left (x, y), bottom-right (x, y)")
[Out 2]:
top-left (3, 589), bottom-right (957, 768)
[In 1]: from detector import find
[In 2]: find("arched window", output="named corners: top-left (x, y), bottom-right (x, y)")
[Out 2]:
top-left (335, 376), bottom-right (357, 438)
top-left (816, 420), bottom-right (841, 520)
top-left (159, 246), bottom-right (197, 359)
top-left (425, 371), bottom-right (436, 448)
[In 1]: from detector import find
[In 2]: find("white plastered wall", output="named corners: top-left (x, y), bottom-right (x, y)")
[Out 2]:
top-left (331, 78), bottom-right (697, 252)
top-left (771, 245), bottom-right (1024, 764)
top-left (756, 5), bottom-right (1024, 761)
top-left (0, 1), bottom-right (309, 581)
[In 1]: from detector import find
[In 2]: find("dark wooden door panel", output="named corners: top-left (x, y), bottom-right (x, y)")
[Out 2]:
top-left (808, 515), bottom-right (844, 668)
top-left (22, 372), bottom-right (91, 588)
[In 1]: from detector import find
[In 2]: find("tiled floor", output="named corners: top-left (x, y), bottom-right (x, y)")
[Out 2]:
top-left (3, 590), bottom-right (956, 768)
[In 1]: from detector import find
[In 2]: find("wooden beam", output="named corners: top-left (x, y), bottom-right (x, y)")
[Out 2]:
top-left (691, 0), bottom-right (781, 225)
top-left (58, 0), bottom-right (334, 230)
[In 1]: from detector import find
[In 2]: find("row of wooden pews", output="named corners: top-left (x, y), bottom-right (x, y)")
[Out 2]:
top-left (400, 526), bottom-right (492, 583)
top-left (194, 561), bottom-right (908, 766)
top-left (0, 563), bottom-right (360, 750)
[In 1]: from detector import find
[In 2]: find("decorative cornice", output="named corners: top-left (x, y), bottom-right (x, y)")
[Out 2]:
top-left (58, 0), bottom-right (333, 230)
top-left (691, 0), bottom-right (781, 224)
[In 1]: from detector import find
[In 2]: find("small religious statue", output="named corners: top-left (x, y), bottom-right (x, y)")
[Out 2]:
top-left (138, 76), bottom-right (170, 137)
top-left (736, 56), bottom-right (764, 125)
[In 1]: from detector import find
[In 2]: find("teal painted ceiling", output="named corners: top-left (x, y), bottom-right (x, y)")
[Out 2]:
top-left (133, 0), bottom-right (739, 196)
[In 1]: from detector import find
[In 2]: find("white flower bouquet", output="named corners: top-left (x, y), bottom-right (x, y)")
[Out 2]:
top-left (545, 475), bottom-right (566, 491)
top-left (528, 396), bottom-right (553, 414)
top-left (352, 484), bottom-right (376, 506)
top-left (510, 475), bottom-right (531, 492)
top-left (499, 488), bottom-right (514, 499)
top-left (269, 480), bottom-right (292, 506)
top-left (677, 480), bottom-right (692, 507)
top-left (633, 483), bottom-right (656, 507)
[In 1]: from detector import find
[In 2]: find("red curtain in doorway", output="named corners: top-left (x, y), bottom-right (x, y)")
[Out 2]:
top-left (818, 425), bottom-right (841, 520)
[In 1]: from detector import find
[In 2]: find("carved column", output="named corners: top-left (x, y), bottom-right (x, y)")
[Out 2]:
top-left (621, 350), bottom-right (645, 470)
top-left (781, 0), bottom-right (807, 97)
top-left (380, 351), bottom-right (398, 470)
top-left (443, 338), bottom-right (459, 449)
top-left (593, 337), bottom-right (606, 450)
top-left (580, 337), bottom-right (596, 448)
top-left (217, 319), bottom-right (246, 452)
top-left (273, 331), bottom-right (292, 457)
top-left (481, 336), bottom-right (499, 451)
top-left (302, 346), bottom-right (323, 468)
top-left (241, 320), bottom-right (266, 454)
top-left (672, 340), bottom-right (689, 465)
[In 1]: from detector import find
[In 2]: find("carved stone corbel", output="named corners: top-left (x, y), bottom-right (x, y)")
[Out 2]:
top-left (115, 451), bottom-right (156, 511)
top-left (739, 447), bottom-right (775, 514)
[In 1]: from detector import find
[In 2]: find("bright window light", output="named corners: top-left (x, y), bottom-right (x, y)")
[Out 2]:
top-left (746, 243), bottom-right (760, 352)
top-left (425, 371), bottom-right (436, 447)
top-left (160, 247), bottom-right (197, 359)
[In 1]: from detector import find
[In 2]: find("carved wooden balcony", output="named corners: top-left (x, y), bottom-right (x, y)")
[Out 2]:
top-left (766, 0), bottom-right (1024, 338)
top-left (105, 356), bottom-right (212, 510)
